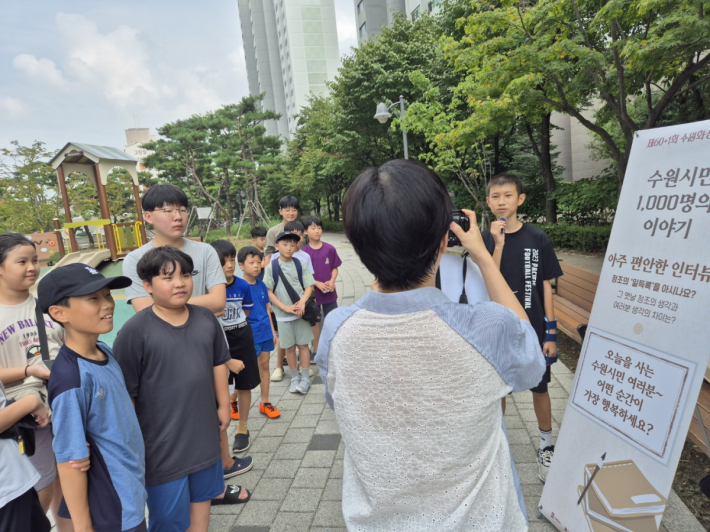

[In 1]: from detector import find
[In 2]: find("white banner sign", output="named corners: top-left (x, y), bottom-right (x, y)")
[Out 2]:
top-left (539, 119), bottom-right (710, 532)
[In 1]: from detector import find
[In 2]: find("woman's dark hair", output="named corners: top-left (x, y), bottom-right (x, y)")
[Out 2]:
top-left (278, 196), bottom-right (300, 210)
top-left (141, 184), bottom-right (189, 212)
top-left (0, 233), bottom-right (36, 266)
top-left (251, 226), bottom-right (267, 238)
top-left (210, 240), bottom-right (237, 266)
top-left (343, 160), bottom-right (453, 290)
top-left (284, 220), bottom-right (304, 233)
top-left (136, 246), bottom-right (194, 283)
top-left (237, 246), bottom-right (263, 264)
top-left (302, 216), bottom-right (322, 229)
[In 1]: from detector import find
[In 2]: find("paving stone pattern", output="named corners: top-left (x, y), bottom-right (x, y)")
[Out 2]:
top-left (208, 233), bottom-right (701, 531)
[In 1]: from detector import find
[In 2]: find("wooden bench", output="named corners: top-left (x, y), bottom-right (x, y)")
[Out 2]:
top-left (553, 262), bottom-right (600, 344)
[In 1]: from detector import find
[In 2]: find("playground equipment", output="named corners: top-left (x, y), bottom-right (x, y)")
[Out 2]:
top-left (49, 142), bottom-right (148, 262)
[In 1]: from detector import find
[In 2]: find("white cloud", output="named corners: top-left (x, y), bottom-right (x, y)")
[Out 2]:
top-left (56, 13), bottom-right (166, 107)
top-left (12, 54), bottom-right (67, 87)
top-left (334, 0), bottom-right (357, 57)
top-left (0, 96), bottom-right (26, 116)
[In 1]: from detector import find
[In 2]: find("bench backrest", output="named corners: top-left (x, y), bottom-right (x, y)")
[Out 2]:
top-left (556, 262), bottom-right (600, 313)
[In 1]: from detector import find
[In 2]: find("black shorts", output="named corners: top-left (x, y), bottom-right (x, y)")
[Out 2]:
top-left (530, 365), bottom-right (552, 394)
top-left (0, 488), bottom-right (50, 532)
top-left (225, 324), bottom-right (260, 390)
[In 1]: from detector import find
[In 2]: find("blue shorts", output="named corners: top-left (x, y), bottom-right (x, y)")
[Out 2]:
top-left (254, 338), bottom-right (275, 355)
top-left (145, 461), bottom-right (223, 532)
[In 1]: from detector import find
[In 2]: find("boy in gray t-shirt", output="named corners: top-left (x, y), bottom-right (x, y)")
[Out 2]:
top-left (123, 184), bottom-right (226, 314)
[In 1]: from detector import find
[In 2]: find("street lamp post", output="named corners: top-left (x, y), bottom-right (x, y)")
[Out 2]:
top-left (374, 95), bottom-right (409, 160)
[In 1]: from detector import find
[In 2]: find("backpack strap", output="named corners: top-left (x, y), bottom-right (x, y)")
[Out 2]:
top-left (278, 268), bottom-right (301, 305)
top-left (34, 298), bottom-right (50, 361)
top-left (293, 258), bottom-right (305, 289)
top-left (271, 257), bottom-right (280, 290)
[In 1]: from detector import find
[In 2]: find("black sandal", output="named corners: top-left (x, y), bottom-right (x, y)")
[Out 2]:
top-left (211, 485), bottom-right (251, 505)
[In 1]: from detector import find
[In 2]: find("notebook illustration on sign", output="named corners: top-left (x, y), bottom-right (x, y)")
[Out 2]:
top-left (578, 459), bottom-right (666, 531)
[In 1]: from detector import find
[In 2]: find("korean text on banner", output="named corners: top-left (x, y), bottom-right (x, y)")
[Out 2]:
top-left (538, 119), bottom-right (710, 532)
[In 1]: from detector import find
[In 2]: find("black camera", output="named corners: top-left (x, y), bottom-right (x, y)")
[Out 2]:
top-left (448, 210), bottom-right (470, 247)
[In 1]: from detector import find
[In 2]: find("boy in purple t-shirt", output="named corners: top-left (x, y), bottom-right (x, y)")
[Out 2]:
top-left (301, 216), bottom-right (342, 356)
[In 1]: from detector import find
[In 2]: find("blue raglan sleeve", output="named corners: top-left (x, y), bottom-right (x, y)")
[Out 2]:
top-left (434, 301), bottom-right (545, 392)
top-left (315, 305), bottom-right (360, 409)
top-left (51, 386), bottom-right (91, 463)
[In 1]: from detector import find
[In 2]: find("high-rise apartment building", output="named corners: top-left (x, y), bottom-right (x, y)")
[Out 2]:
top-left (354, 0), bottom-right (441, 42)
top-left (238, 0), bottom-right (341, 139)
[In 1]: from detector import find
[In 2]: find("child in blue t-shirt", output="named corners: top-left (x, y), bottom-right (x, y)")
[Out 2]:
top-left (211, 241), bottom-right (261, 453)
top-left (238, 246), bottom-right (281, 421)
top-left (38, 264), bottom-right (147, 532)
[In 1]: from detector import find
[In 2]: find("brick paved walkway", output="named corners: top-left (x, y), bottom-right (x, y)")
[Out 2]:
top-left (209, 233), bottom-right (702, 531)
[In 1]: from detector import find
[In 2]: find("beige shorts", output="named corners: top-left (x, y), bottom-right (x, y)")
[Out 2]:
top-left (277, 319), bottom-right (313, 349)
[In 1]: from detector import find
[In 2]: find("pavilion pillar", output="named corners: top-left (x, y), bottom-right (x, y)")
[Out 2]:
top-left (94, 164), bottom-right (118, 261)
top-left (56, 165), bottom-right (78, 253)
top-left (133, 184), bottom-right (147, 245)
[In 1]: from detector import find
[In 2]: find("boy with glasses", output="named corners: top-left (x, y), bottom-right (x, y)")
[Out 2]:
top-left (123, 184), bottom-right (227, 316)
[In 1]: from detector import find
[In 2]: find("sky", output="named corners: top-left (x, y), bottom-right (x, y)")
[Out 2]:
top-left (0, 1), bottom-right (358, 154)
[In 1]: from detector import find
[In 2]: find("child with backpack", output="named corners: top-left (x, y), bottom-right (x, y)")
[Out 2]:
top-left (264, 233), bottom-right (316, 394)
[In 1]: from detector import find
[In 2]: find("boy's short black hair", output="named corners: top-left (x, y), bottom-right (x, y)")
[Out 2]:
top-left (142, 184), bottom-right (189, 212)
top-left (302, 216), bottom-right (322, 229)
top-left (284, 220), bottom-right (304, 233)
top-left (237, 246), bottom-right (263, 265)
top-left (136, 246), bottom-right (194, 283)
top-left (343, 159), bottom-right (452, 291)
top-left (251, 226), bottom-right (267, 238)
top-left (210, 240), bottom-right (237, 267)
top-left (487, 172), bottom-right (524, 196)
top-left (278, 196), bottom-right (300, 210)
top-left (0, 233), bottom-right (35, 266)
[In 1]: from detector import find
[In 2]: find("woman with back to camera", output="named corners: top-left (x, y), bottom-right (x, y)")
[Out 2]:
top-left (315, 160), bottom-right (545, 531)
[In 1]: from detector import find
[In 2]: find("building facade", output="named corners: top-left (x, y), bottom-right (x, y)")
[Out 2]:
top-left (238, 0), bottom-right (341, 139)
top-left (352, 1), bottom-right (608, 182)
top-left (354, 0), bottom-right (441, 42)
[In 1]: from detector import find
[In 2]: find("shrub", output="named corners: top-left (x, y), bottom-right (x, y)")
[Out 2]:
top-left (552, 171), bottom-right (618, 225)
top-left (321, 219), bottom-right (344, 232)
top-left (533, 223), bottom-right (612, 254)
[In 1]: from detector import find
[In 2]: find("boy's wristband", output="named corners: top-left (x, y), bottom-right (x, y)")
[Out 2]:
top-left (545, 318), bottom-right (557, 331)
top-left (545, 332), bottom-right (557, 343)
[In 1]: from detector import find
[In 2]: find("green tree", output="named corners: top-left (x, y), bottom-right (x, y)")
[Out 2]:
top-left (445, 0), bottom-right (710, 191)
top-left (0, 141), bottom-right (61, 233)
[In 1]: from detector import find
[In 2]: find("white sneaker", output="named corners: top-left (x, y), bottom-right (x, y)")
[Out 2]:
top-left (270, 367), bottom-right (284, 382)
top-left (537, 445), bottom-right (554, 482)
top-left (289, 375), bottom-right (301, 393)
top-left (296, 377), bottom-right (311, 394)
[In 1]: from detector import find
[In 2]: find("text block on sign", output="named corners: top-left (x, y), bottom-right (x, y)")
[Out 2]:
top-left (571, 331), bottom-right (693, 462)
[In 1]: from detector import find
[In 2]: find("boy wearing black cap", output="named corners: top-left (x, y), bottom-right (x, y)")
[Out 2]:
top-left (38, 264), bottom-right (147, 532)
top-left (264, 232), bottom-right (316, 394)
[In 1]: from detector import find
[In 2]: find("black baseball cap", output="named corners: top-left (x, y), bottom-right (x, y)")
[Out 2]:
top-left (38, 263), bottom-right (132, 313)
top-left (275, 231), bottom-right (300, 244)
